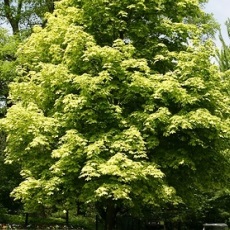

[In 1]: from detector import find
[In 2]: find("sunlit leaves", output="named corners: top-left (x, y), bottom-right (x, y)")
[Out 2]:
top-left (2, 103), bottom-right (59, 167)
top-left (1, 0), bottom-right (230, 218)
top-left (0, 29), bottom-right (20, 95)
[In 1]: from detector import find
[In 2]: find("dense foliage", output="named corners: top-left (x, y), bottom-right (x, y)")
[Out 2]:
top-left (1, 0), bottom-right (230, 229)
top-left (0, 29), bottom-right (21, 216)
top-left (0, 29), bottom-right (20, 95)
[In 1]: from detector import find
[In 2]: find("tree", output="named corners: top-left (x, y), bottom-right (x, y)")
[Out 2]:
top-left (0, 28), bottom-right (23, 215)
top-left (1, 0), bottom-right (230, 229)
top-left (0, 0), bottom-right (58, 217)
top-left (216, 19), bottom-right (230, 72)
top-left (0, 28), bottom-right (20, 95)
top-left (0, 130), bottom-right (22, 214)
top-left (0, 0), bottom-right (56, 34)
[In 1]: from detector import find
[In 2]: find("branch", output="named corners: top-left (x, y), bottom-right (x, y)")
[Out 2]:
top-left (3, 0), bottom-right (12, 20)
top-left (17, 0), bottom-right (23, 20)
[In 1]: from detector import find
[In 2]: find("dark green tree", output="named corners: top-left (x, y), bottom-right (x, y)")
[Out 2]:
top-left (0, 0), bottom-right (56, 34)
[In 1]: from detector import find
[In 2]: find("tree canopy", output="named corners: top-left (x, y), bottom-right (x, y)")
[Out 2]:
top-left (0, 28), bottom-right (20, 96)
top-left (1, 0), bottom-right (230, 229)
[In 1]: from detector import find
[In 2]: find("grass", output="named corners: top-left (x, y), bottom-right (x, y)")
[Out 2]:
top-left (0, 213), bottom-right (96, 230)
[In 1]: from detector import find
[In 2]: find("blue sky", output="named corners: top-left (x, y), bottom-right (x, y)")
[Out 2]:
top-left (205, 0), bottom-right (230, 45)
top-left (205, 0), bottom-right (229, 26)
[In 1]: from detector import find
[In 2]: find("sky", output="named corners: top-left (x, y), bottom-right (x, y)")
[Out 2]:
top-left (205, 0), bottom-right (230, 46)
top-left (205, 0), bottom-right (229, 26)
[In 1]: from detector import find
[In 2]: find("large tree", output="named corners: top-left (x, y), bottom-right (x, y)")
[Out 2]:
top-left (1, 0), bottom-right (230, 229)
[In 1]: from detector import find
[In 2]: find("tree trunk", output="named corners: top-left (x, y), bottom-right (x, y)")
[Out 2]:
top-left (46, 0), bottom-right (55, 13)
top-left (24, 213), bottom-right (29, 227)
top-left (4, 0), bottom-right (21, 34)
top-left (105, 202), bottom-right (116, 230)
top-left (10, 20), bottom-right (20, 35)
top-left (65, 210), bottom-right (69, 225)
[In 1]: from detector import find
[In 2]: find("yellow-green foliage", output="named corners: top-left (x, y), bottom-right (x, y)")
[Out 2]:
top-left (1, 0), bottom-right (230, 217)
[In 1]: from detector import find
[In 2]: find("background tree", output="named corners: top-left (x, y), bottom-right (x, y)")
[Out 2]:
top-left (0, 0), bottom-right (56, 34)
top-left (1, 0), bottom-right (230, 229)
top-left (216, 19), bottom-right (230, 72)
